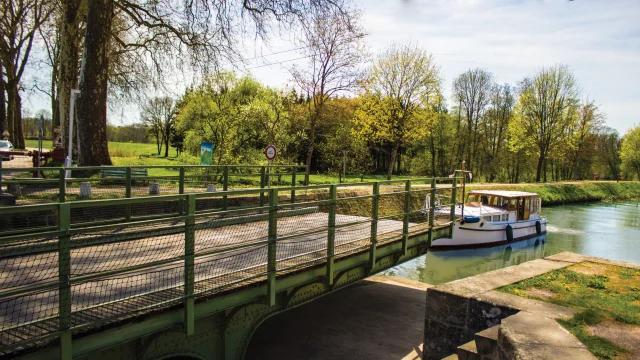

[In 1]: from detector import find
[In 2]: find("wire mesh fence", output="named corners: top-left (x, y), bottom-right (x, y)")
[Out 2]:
top-left (0, 176), bottom-right (462, 356)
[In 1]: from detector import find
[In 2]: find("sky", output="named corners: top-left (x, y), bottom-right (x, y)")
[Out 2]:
top-left (23, 0), bottom-right (640, 134)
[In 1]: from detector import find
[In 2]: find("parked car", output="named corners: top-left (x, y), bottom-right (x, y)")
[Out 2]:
top-left (0, 140), bottom-right (14, 161)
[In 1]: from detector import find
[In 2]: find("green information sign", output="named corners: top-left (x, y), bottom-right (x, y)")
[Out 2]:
top-left (200, 142), bottom-right (214, 165)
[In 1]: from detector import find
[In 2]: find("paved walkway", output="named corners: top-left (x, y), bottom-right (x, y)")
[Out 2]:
top-left (246, 275), bottom-right (431, 360)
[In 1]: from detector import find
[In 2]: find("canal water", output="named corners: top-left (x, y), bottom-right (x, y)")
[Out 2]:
top-left (385, 201), bottom-right (640, 285)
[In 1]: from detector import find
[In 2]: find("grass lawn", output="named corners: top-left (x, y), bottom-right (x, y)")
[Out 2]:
top-left (24, 139), bottom-right (174, 158)
top-left (499, 262), bottom-right (640, 359)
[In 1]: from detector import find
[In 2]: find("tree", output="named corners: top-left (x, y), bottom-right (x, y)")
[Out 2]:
top-left (289, 6), bottom-right (365, 184)
top-left (141, 97), bottom-right (175, 157)
top-left (595, 127), bottom-right (621, 179)
top-left (482, 83), bottom-right (514, 182)
top-left (453, 68), bottom-right (493, 174)
top-left (75, 0), bottom-right (351, 166)
top-left (621, 126), bottom-right (640, 181)
top-left (354, 43), bottom-right (441, 179)
top-left (516, 64), bottom-right (579, 182)
top-left (0, 0), bottom-right (53, 148)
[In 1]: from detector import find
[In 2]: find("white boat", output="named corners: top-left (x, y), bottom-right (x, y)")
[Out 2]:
top-left (431, 190), bottom-right (548, 249)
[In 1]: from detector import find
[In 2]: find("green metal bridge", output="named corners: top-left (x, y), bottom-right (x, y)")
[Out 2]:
top-left (0, 165), bottom-right (460, 360)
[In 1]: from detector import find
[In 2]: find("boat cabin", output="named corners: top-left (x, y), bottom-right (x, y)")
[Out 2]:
top-left (464, 190), bottom-right (542, 222)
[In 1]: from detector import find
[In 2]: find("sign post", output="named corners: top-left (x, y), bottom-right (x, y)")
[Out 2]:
top-left (264, 145), bottom-right (277, 188)
top-left (200, 142), bottom-right (214, 186)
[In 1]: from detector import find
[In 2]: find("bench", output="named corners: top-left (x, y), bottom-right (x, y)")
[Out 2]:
top-left (101, 167), bottom-right (148, 184)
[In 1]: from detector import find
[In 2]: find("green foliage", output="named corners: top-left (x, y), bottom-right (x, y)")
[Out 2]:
top-left (621, 125), bottom-right (640, 180)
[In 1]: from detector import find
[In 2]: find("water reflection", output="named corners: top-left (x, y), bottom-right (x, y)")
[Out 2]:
top-left (385, 201), bottom-right (640, 285)
top-left (386, 236), bottom-right (547, 285)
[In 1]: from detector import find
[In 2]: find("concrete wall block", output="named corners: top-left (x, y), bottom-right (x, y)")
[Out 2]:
top-left (424, 288), bottom-right (469, 327)
top-left (423, 318), bottom-right (473, 360)
top-left (467, 298), bottom-right (518, 334)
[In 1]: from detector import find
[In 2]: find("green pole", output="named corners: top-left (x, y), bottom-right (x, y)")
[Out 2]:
top-left (402, 180), bottom-right (410, 255)
top-left (125, 167), bottom-right (132, 221)
top-left (223, 166), bottom-right (229, 210)
top-left (368, 182), bottom-right (379, 274)
top-left (184, 194), bottom-right (196, 336)
top-left (290, 167), bottom-right (297, 204)
top-left (267, 188), bottom-right (278, 306)
top-left (58, 203), bottom-right (72, 360)
top-left (461, 171), bottom-right (466, 218)
top-left (59, 168), bottom-right (66, 203)
top-left (326, 184), bottom-right (336, 285)
top-left (260, 166), bottom-right (266, 206)
top-left (450, 174), bottom-right (457, 238)
top-left (428, 178), bottom-right (436, 247)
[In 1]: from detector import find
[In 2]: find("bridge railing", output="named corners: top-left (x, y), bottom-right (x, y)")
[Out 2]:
top-left (0, 164), bottom-right (306, 205)
top-left (0, 177), bottom-right (462, 358)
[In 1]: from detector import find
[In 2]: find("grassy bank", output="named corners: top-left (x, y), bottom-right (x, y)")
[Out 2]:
top-left (467, 181), bottom-right (640, 206)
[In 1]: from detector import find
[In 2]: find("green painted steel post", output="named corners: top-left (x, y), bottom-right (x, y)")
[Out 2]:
top-left (267, 188), bottom-right (278, 306)
top-left (461, 170), bottom-right (466, 218)
top-left (58, 203), bottom-right (72, 360)
top-left (368, 182), bottom-right (379, 274)
top-left (450, 175), bottom-right (457, 237)
top-left (223, 166), bottom-right (229, 210)
top-left (59, 168), bottom-right (66, 203)
top-left (402, 180), bottom-right (410, 256)
top-left (428, 178), bottom-right (436, 247)
top-left (260, 166), bottom-right (266, 206)
top-left (178, 167), bottom-right (185, 215)
top-left (290, 167), bottom-right (297, 204)
top-left (125, 167), bottom-right (132, 221)
top-left (326, 185), bottom-right (337, 286)
top-left (184, 194), bottom-right (196, 336)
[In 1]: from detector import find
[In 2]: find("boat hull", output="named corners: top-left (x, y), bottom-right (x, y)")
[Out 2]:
top-left (431, 218), bottom-right (548, 249)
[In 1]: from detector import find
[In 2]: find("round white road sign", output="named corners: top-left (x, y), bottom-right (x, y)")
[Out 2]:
top-left (265, 144), bottom-right (277, 160)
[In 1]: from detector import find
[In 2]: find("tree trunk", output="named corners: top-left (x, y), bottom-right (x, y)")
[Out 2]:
top-left (5, 82), bottom-right (15, 144)
top-left (76, 0), bottom-right (113, 166)
top-left (387, 143), bottom-right (399, 180)
top-left (536, 152), bottom-right (544, 183)
top-left (13, 87), bottom-right (25, 149)
top-left (58, 0), bottom-right (82, 151)
top-left (0, 60), bottom-right (6, 135)
top-left (164, 132), bottom-right (170, 157)
top-left (304, 123), bottom-right (315, 185)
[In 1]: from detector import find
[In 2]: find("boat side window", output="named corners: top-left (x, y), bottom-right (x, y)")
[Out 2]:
top-left (484, 216), bottom-right (491, 221)
top-left (493, 215), bottom-right (501, 222)
top-left (481, 196), bottom-right (489, 205)
top-left (507, 199), bottom-right (517, 211)
top-left (502, 214), bottom-right (508, 221)
top-left (529, 198), bottom-right (534, 212)
top-left (491, 196), bottom-right (499, 206)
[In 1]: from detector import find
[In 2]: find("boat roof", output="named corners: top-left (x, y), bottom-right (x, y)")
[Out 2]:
top-left (468, 190), bottom-right (539, 198)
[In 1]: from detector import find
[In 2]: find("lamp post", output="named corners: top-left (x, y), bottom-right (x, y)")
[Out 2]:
top-left (65, 89), bottom-right (81, 178)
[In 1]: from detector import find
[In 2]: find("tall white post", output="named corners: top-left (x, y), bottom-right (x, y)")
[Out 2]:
top-left (65, 89), bottom-right (81, 178)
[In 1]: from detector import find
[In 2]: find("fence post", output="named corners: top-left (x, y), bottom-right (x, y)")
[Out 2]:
top-left (184, 194), bottom-right (196, 335)
top-left (59, 168), bottom-right (66, 203)
top-left (450, 175), bottom-right (457, 237)
top-left (58, 203), bottom-right (72, 360)
top-left (260, 166), bottom-right (266, 206)
top-left (267, 188), bottom-right (278, 306)
top-left (290, 167), bottom-right (297, 204)
top-left (368, 182), bottom-right (379, 274)
top-left (125, 167), bottom-right (132, 221)
top-left (402, 180), bottom-right (410, 256)
top-left (223, 166), bottom-right (229, 210)
top-left (326, 185), bottom-right (336, 286)
top-left (428, 178), bottom-right (436, 247)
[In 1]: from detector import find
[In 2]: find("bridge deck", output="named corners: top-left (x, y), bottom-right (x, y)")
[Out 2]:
top-left (0, 210), bottom-right (446, 354)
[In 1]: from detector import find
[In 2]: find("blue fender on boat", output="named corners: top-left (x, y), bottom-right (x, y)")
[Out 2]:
top-left (535, 220), bottom-right (542, 235)
top-left (463, 216), bottom-right (481, 223)
top-left (506, 224), bottom-right (513, 242)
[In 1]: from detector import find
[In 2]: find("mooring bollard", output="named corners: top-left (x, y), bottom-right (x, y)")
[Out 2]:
top-left (79, 182), bottom-right (92, 199)
top-left (149, 183), bottom-right (160, 195)
top-left (7, 183), bottom-right (21, 198)
top-left (207, 184), bottom-right (217, 192)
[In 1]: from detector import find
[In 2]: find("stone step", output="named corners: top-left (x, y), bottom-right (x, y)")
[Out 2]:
top-left (456, 340), bottom-right (480, 360)
top-left (441, 354), bottom-right (459, 360)
top-left (474, 325), bottom-right (499, 359)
